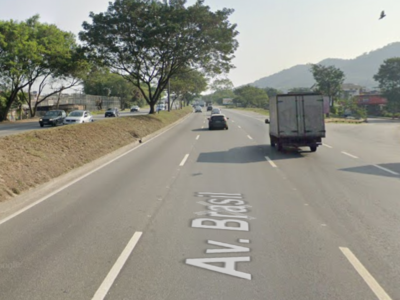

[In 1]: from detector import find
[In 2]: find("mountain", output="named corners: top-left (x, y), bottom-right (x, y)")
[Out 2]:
top-left (251, 42), bottom-right (400, 90)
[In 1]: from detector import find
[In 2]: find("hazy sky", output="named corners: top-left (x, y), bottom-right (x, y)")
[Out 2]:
top-left (1, 0), bottom-right (399, 88)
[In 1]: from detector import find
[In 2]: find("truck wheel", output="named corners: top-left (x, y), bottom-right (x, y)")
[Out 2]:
top-left (270, 135), bottom-right (275, 147)
top-left (310, 146), bottom-right (317, 152)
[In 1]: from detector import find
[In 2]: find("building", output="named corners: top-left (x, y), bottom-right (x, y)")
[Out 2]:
top-left (341, 83), bottom-right (363, 99)
top-left (355, 93), bottom-right (387, 115)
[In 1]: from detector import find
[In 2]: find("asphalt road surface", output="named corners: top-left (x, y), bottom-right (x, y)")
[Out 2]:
top-left (0, 110), bottom-right (149, 137)
top-left (1, 109), bottom-right (400, 300)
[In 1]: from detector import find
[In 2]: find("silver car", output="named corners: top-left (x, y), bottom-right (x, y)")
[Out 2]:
top-left (64, 110), bottom-right (93, 124)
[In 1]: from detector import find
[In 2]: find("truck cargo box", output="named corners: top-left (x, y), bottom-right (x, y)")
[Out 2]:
top-left (267, 93), bottom-right (325, 152)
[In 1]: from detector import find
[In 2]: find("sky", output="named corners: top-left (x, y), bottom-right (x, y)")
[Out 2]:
top-left (1, 0), bottom-right (400, 88)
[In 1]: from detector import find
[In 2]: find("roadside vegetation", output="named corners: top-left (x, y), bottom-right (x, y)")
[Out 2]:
top-left (0, 107), bottom-right (192, 202)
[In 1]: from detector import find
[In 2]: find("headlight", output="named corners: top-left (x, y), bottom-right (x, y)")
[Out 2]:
top-left (49, 119), bottom-right (53, 121)
top-left (39, 119), bottom-right (43, 121)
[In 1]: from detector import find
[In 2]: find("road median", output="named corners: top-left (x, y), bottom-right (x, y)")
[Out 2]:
top-left (0, 108), bottom-right (192, 203)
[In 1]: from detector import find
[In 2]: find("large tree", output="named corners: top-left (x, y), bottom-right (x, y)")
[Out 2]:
top-left (233, 85), bottom-right (269, 108)
top-left (0, 16), bottom-right (89, 120)
top-left (83, 67), bottom-right (146, 109)
top-left (169, 68), bottom-right (208, 108)
top-left (264, 87), bottom-right (282, 98)
top-left (310, 64), bottom-right (345, 112)
top-left (374, 57), bottom-right (400, 113)
top-left (79, 0), bottom-right (239, 114)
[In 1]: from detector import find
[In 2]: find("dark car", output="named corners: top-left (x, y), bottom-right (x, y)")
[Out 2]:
top-left (208, 114), bottom-right (229, 130)
top-left (39, 110), bottom-right (66, 127)
top-left (105, 108), bottom-right (119, 117)
top-left (207, 106), bottom-right (213, 111)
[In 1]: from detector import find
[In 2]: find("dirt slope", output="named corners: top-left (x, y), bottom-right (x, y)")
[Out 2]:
top-left (0, 109), bottom-right (191, 202)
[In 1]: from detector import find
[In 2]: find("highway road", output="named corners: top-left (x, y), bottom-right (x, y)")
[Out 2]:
top-left (0, 110), bottom-right (149, 137)
top-left (1, 109), bottom-right (400, 299)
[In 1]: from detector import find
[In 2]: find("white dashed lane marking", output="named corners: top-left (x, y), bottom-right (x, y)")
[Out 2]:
top-left (180, 154), bottom-right (190, 167)
top-left (372, 164), bottom-right (399, 176)
top-left (340, 247), bottom-right (393, 300)
top-left (92, 232), bottom-right (143, 300)
top-left (265, 156), bottom-right (277, 168)
top-left (341, 151), bottom-right (359, 159)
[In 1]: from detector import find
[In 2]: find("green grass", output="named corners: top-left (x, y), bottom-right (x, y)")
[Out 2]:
top-left (230, 107), bottom-right (270, 116)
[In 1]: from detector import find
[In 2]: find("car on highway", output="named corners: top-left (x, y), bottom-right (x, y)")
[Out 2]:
top-left (105, 108), bottom-right (119, 117)
top-left (130, 106), bottom-right (140, 112)
top-left (64, 110), bottom-right (93, 124)
top-left (207, 106), bottom-right (213, 111)
top-left (195, 106), bottom-right (202, 113)
top-left (39, 110), bottom-right (66, 127)
top-left (208, 114), bottom-right (229, 130)
top-left (156, 103), bottom-right (166, 112)
top-left (211, 108), bottom-right (222, 115)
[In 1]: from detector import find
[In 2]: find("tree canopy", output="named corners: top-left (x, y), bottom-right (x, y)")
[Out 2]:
top-left (79, 0), bottom-right (239, 113)
top-left (83, 67), bottom-right (146, 108)
top-left (0, 15), bottom-right (89, 120)
top-left (310, 64), bottom-right (345, 111)
top-left (374, 57), bottom-right (400, 113)
top-left (233, 85), bottom-right (269, 108)
top-left (169, 68), bottom-right (208, 108)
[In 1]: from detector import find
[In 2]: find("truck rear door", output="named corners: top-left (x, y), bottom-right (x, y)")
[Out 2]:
top-left (301, 94), bottom-right (325, 137)
top-left (277, 95), bottom-right (298, 137)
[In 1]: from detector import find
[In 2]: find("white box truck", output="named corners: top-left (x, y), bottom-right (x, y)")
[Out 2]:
top-left (265, 93), bottom-right (326, 152)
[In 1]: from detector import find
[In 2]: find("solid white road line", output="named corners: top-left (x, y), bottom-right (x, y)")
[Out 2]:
top-left (373, 164), bottom-right (399, 176)
top-left (323, 144), bottom-right (333, 148)
top-left (247, 135), bottom-right (253, 140)
top-left (341, 151), bottom-right (359, 159)
top-left (92, 232), bottom-right (143, 300)
top-left (180, 154), bottom-right (189, 167)
top-left (339, 247), bottom-right (393, 300)
top-left (265, 156), bottom-right (277, 168)
top-left (196, 135), bottom-right (200, 140)
top-left (238, 126), bottom-right (242, 129)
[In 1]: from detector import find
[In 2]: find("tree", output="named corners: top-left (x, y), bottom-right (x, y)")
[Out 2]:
top-left (374, 57), bottom-right (400, 113)
top-left (79, 0), bottom-right (239, 114)
top-left (83, 67), bottom-right (145, 109)
top-left (0, 16), bottom-right (89, 120)
top-left (169, 68), bottom-right (208, 108)
top-left (233, 85), bottom-right (269, 108)
top-left (210, 78), bottom-right (234, 92)
top-left (288, 87), bottom-right (312, 93)
top-left (264, 87), bottom-right (282, 98)
top-left (310, 64), bottom-right (345, 112)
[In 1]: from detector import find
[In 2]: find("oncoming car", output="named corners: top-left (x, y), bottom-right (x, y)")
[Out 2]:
top-left (208, 114), bottom-right (229, 130)
top-left (39, 110), bottom-right (66, 127)
top-left (105, 108), bottom-right (119, 117)
top-left (64, 110), bottom-right (93, 124)
top-left (130, 106), bottom-right (140, 112)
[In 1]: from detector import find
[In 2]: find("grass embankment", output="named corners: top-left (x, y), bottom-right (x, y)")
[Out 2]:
top-left (0, 108), bottom-right (191, 202)
top-left (325, 118), bottom-right (366, 124)
top-left (227, 107), bottom-right (270, 116)
top-left (230, 107), bottom-right (366, 124)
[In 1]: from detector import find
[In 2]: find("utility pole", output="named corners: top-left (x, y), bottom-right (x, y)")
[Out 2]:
top-left (168, 79), bottom-right (171, 111)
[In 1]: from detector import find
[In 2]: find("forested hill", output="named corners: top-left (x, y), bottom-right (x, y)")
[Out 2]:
top-left (251, 42), bottom-right (400, 90)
